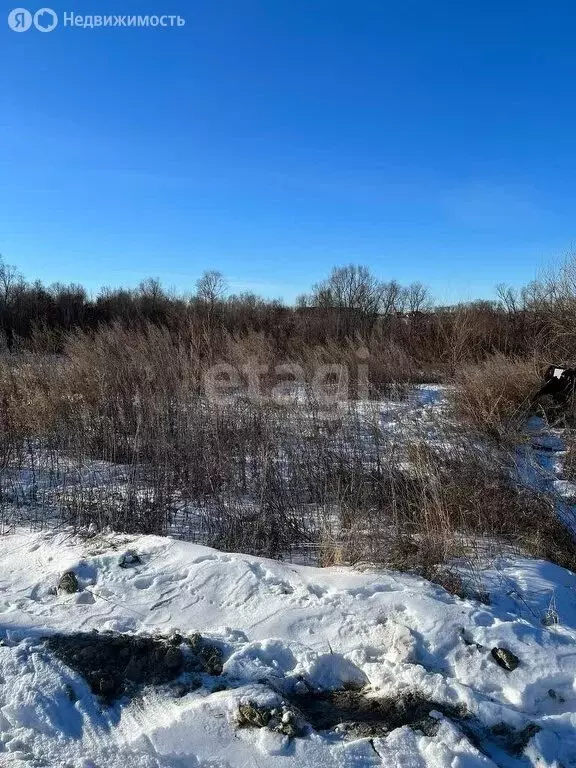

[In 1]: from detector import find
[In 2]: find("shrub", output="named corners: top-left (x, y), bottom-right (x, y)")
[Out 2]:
top-left (450, 354), bottom-right (541, 440)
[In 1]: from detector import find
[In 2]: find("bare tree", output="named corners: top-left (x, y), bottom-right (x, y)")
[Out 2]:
top-left (406, 282), bottom-right (432, 314)
top-left (138, 277), bottom-right (164, 300)
top-left (380, 280), bottom-right (404, 318)
top-left (196, 270), bottom-right (228, 305)
top-left (305, 265), bottom-right (390, 336)
top-left (196, 270), bottom-right (228, 332)
top-left (0, 255), bottom-right (21, 306)
top-left (308, 266), bottom-right (379, 313)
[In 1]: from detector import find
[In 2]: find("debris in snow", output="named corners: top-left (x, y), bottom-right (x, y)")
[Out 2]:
top-left (45, 631), bottom-right (185, 700)
top-left (490, 721), bottom-right (541, 755)
top-left (64, 683), bottom-right (77, 703)
top-left (293, 679), bottom-right (308, 695)
top-left (236, 701), bottom-right (303, 738)
top-left (237, 701), bottom-right (274, 728)
top-left (273, 708), bottom-right (300, 738)
top-left (286, 689), bottom-right (468, 739)
top-left (57, 570), bottom-right (79, 594)
top-left (460, 628), bottom-right (484, 650)
top-left (491, 646), bottom-right (520, 671)
top-left (548, 688), bottom-right (565, 702)
top-left (118, 549), bottom-right (142, 568)
top-left (542, 592), bottom-right (560, 626)
top-left (186, 631), bottom-right (224, 675)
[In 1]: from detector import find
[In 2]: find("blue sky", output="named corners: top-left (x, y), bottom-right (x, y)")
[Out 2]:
top-left (1, 1), bottom-right (575, 304)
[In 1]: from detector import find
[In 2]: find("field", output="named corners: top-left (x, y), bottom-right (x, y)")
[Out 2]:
top-left (2, 261), bottom-right (576, 766)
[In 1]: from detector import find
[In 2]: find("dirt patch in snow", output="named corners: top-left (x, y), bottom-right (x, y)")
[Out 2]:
top-left (287, 689), bottom-right (468, 738)
top-left (283, 688), bottom-right (537, 757)
top-left (45, 630), bottom-right (222, 701)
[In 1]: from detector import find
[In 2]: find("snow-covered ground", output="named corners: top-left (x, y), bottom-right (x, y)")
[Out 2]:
top-left (1, 530), bottom-right (576, 768)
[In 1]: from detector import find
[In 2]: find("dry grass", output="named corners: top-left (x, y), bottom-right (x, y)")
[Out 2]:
top-left (1, 328), bottom-right (575, 581)
top-left (559, 430), bottom-right (576, 483)
top-left (450, 354), bottom-right (542, 440)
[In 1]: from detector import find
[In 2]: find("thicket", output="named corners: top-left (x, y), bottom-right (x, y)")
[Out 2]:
top-left (2, 256), bottom-right (576, 584)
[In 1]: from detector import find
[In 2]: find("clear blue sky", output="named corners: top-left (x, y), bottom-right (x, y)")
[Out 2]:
top-left (1, 1), bottom-right (575, 304)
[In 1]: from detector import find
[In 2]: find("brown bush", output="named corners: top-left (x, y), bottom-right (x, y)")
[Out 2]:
top-left (450, 354), bottom-right (542, 440)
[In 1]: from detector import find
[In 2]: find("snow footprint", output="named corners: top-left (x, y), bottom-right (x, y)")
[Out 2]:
top-left (133, 576), bottom-right (154, 590)
top-left (247, 563), bottom-right (294, 595)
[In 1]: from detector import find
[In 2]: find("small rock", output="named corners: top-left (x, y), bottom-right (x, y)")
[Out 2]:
top-left (119, 550), bottom-right (142, 568)
top-left (491, 647), bottom-right (519, 671)
top-left (203, 648), bottom-right (223, 676)
top-left (237, 702), bottom-right (272, 728)
top-left (185, 633), bottom-right (223, 675)
top-left (273, 708), bottom-right (303, 738)
top-left (58, 571), bottom-right (79, 595)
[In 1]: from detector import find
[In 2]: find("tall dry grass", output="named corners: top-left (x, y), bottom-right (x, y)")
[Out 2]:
top-left (1, 325), bottom-right (575, 585)
top-left (450, 354), bottom-right (542, 440)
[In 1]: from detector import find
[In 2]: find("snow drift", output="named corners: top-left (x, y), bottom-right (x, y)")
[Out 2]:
top-left (0, 530), bottom-right (575, 767)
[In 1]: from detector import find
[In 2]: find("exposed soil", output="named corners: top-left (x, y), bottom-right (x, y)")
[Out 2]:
top-left (286, 688), bottom-right (538, 757)
top-left (44, 630), bottom-right (539, 758)
top-left (44, 630), bottom-right (222, 701)
top-left (286, 689), bottom-right (468, 738)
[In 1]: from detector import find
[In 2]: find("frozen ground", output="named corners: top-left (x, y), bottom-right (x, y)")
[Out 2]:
top-left (1, 530), bottom-right (576, 768)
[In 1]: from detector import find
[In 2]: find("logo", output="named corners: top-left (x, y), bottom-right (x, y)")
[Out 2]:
top-left (7, 8), bottom-right (32, 30)
top-left (34, 7), bottom-right (57, 30)
top-left (7, 7), bottom-right (58, 31)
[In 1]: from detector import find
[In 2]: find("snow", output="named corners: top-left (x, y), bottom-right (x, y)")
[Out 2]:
top-left (515, 415), bottom-right (576, 536)
top-left (0, 530), bottom-right (575, 767)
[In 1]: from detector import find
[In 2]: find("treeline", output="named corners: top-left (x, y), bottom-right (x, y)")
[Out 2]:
top-left (0, 260), bottom-right (287, 352)
top-left (1, 256), bottom-right (573, 370)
